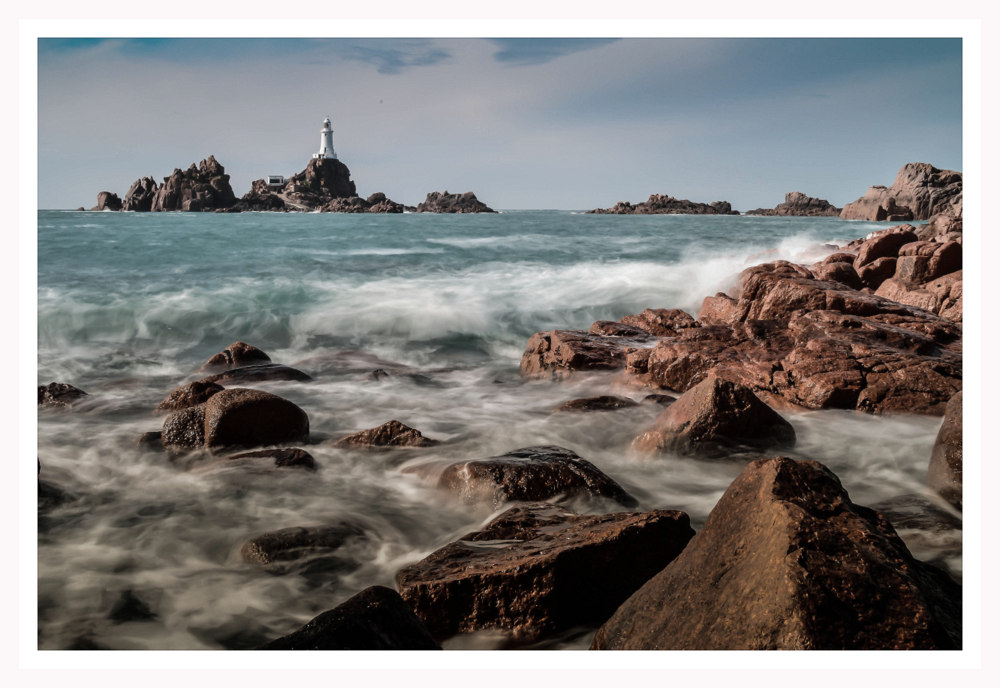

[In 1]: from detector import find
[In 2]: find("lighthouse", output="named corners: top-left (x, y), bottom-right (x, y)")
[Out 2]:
top-left (312, 117), bottom-right (338, 160)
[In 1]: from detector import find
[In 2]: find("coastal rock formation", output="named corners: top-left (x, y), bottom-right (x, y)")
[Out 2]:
top-left (840, 163), bottom-right (962, 221)
top-left (160, 388), bottom-right (309, 451)
top-left (156, 380), bottom-right (224, 413)
top-left (416, 190), bottom-right (496, 213)
top-left (282, 158), bottom-right (357, 208)
top-left (927, 391), bottom-right (962, 510)
top-left (521, 260), bottom-right (962, 415)
top-left (745, 191), bottom-right (840, 217)
top-left (431, 445), bottom-right (638, 508)
top-left (395, 504), bottom-right (694, 643)
top-left (38, 382), bottom-right (89, 408)
top-left (121, 176), bottom-right (158, 212)
top-left (148, 156), bottom-right (237, 212)
top-left (91, 191), bottom-right (122, 211)
top-left (260, 586), bottom-right (441, 650)
top-left (241, 522), bottom-right (367, 566)
top-left (591, 457), bottom-right (962, 650)
top-left (320, 192), bottom-right (406, 214)
top-left (632, 377), bottom-right (796, 457)
top-left (221, 447), bottom-right (318, 471)
top-left (235, 179), bottom-right (288, 211)
top-left (588, 194), bottom-right (739, 215)
top-left (334, 420), bottom-right (440, 448)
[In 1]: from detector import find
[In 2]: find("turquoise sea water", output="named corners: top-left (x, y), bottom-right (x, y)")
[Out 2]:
top-left (36, 210), bottom-right (957, 650)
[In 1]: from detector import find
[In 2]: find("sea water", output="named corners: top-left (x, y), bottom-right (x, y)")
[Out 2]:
top-left (35, 209), bottom-right (960, 650)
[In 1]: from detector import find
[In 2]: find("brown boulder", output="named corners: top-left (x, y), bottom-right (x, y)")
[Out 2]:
top-left (334, 420), bottom-right (440, 448)
top-left (811, 261), bottom-right (863, 290)
top-left (520, 330), bottom-right (633, 379)
top-left (259, 586), bottom-right (440, 650)
top-left (592, 457), bottom-right (962, 650)
top-left (928, 391), bottom-right (962, 510)
top-left (395, 504), bottom-right (693, 643)
top-left (876, 271), bottom-right (963, 321)
top-left (894, 240), bottom-right (962, 286)
top-left (852, 226), bottom-right (918, 268)
top-left (857, 256), bottom-right (897, 290)
top-left (435, 445), bottom-right (637, 508)
top-left (199, 341), bottom-right (272, 372)
top-left (200, 364), bottom-right (312, 385)
top-left (223, 447), bottom-right (318, 471)
top-left (633, 377), bottom-right (795, 457)
top-left (840, 163), bottom-right (962, 221)
top-left (155, 379), bottom-right (224, 413)
top-left (619, 308), bottom-right (697, 335)
top-left (160, 388), bottom-right (309, 451)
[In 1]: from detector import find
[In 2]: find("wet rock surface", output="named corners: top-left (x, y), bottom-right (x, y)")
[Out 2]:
top-left (259, 586), bottom-right (440, 650)
top-left (552, 395), bottom-right (639, 413)
top-left (334, 419), bottom-right (440, 448)
top-left (395, 504), bottom-right (693, 643)
top-left (632, 377), bottom-right (796, 457)
top-left (241, 522), bottom-right (367, 565)
top-left (156, 380), bottom-right (225, 413)
top-left (592, 457), bottom-right (962, 650)
top-left (199, 341), bottom-right (273, 372)
top-left (222, 447), bottom-right (318, 471)
top-left (433, 445), bottom-right (638, 509)
top-left (928, 391), bottom-right (962, 510)
top-left (38, 382), bottom-right (89, 408)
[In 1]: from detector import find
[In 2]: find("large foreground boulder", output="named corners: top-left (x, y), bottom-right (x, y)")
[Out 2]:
top-left (592, 457), bottom-right (962, 650)
top-left (840, 163), bottom-right (962, 221)
top-left (161, 388), bottom-right (309, 451)
top-left (396, 504), bottom-right (693, 643)
top-left (433, 445), bottom-right (638, 509)
top-left (259, 586), bottom-right (440, 650)
top-left (928, 391), bottom-right (962, 510)
top-left (632, 377), bottom-right (796, 457)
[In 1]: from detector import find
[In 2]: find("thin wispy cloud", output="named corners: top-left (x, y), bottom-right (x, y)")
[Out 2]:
top-left (488, 38), bottom-right (620, 65)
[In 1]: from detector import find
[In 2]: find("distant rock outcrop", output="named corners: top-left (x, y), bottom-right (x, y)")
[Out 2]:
top-left (321, 192), bottom-right (406, 214)
top-left (121, 176), bottom-right (158, 212)
top-left (282, 158), bottom-right (357, 208)
top-left (416, 191), bottom-right (496, 213)
top-left (233, 179), bottom-right (288, 211)
top-left (840, 163), bottom-right (962, 221)
top-left (588, 194), bottom-right (738, 215)
top-left (90, 191), bottom-right (122, 211)
top-left (146, 156), bottom-right (238, 212)
top-left (745, 191), bottom-right (840, 217)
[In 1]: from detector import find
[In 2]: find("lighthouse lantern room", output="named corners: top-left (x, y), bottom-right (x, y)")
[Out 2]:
top-left (313, 117), bottom-right (338, 160)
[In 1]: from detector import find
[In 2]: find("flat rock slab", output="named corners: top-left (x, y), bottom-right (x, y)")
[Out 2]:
top-left (334, 419), bottom-right (440, 448)
top-left (552, 395), bottom-right (639, 413)
top-left (633, 376), bottom-right (795, 457)
top-left (435, 445), bottom-right (638, 508)
top-left (259, 586), bottom-right (440, 650)
top-left (592, 457), bottom-right (962, 650)
top-left (396, 504), bottom-right (693, 643)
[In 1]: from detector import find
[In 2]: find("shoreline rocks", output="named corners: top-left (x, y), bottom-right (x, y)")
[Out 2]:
top-left (588, 193), bottom-right (738, 215)
top-left (334, 420), bottom-right (440, 448)
top-left (927, 391), bottom-right (962, 510)
top-left (591, 457), bottom-right (962, 650)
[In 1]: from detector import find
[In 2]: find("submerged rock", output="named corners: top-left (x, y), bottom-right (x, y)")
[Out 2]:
top-left (395, 504), bottom-right (693, 643)
top-left (552, 395), bottom-right (639, 413)
top-left (591, 457), bottom-right (962, 650)
top-left (632, 376), bottom-right (796, 457)
top-left (199, 364), bottom-right (312, 385)
top-left (241, 522), bottom-right (366, 565)
top-left (434, 445), bottom-right (637, 508)
top-left (334, 420), bottom-right (440, 448)
top-left (38, 382), bottom-right (89, 408)
top-left (223, 447), bottom-right (318, 471)
top-left (259, 586), bottom-right (440, 650)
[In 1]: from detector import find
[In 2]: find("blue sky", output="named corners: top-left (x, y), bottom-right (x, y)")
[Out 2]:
top-left (36, 37), bottom-right (962, 210)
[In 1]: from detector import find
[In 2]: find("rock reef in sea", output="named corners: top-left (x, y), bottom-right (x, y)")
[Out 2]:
top-left (744, 191), bottom-right (840, 216)
top-left (588, 193), bottom-right (738, 215)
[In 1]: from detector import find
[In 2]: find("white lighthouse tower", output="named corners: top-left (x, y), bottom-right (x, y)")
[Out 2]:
top-left (313, 117), bottom-right (338, 160)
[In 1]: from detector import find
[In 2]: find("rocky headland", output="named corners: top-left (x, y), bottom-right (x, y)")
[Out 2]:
top-left (745, 191), bottom-right (841, 217)
top-left (840, 162), bottom-right (962, 221)
top-left (589, 193), bottom-right (738, 215)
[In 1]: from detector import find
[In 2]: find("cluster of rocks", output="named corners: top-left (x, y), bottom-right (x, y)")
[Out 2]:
top-left (745, 191), bottom-right (841, 217)
top-left (840, 162), bottom-right (962, 221)
top-left (589, 193), bottom-right (738, 215)
top-left (90, 155), bottom-right (496, 214)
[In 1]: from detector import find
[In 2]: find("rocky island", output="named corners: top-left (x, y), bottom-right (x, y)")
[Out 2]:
top-left (744, 191), bottom-right (841, 216)
top-left (588, 193), bottom-right (739, 215)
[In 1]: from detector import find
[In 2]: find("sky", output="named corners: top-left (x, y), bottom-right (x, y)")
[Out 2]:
top-left (36, 36), bottom-right (963, 210)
